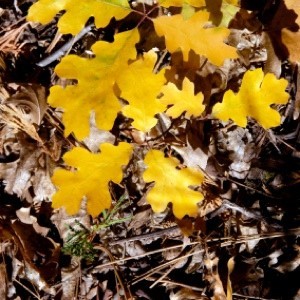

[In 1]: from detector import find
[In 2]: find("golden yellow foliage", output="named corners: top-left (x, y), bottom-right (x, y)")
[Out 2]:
top-left (117, 51), bottom-right (167, 132)
top-left (159, 0), bottom-right (205, 7)
top-left (160, 78), bottom-right (205, 118)
top-left (48, 29), bottom-right (139, 140)
top-left (24, 0), bottom-right (291, 220)
top-left (212, 68), bottom-right (289, 128)
top-left (158, 0), bottom-right (239, 8)
top-left (51, 143), bottom-right (133, 217)
top-left (153, 10), bottom-right (238, 65)
top-left (143, 149), bottom-right (204, 219)
top-left (281, 1), bottom-right (300, 62)
top-left (27, 0), bottom-right (131, 34)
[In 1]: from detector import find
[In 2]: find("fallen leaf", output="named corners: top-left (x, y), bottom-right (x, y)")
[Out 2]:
top-left (153, 10), bottom-right (237, 65)
top-left (117, 50), bottom-right (167, 132)
top-left (27, 0), bottom-right (131, 34)
top-left (143, 149), bottom-right (204, 219)
top-left (212, 68), bottom-right (289, 128)
top-left (51, 143), bottom-right (133, 216)
top-left (158, 0), bottom-right (205, 8)
top-left (49, 29), bottom-right (139, 140)
top-left (160, 77), bottom-right (205, 118)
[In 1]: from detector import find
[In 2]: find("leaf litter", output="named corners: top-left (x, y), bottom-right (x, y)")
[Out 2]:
top-left (0, 0), bottom-right (300, 299)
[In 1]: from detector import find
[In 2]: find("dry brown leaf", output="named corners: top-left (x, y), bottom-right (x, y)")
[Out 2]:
top-left (5, 84), bottom-right (48, 125)
top-left (9, 219), bottom-right (60, 288)
top-left (0, 136), bottom-right (55, 202)
top-left (216, 126), bottom-right (256, 179)
top-left (264, 0), bottom-right (300, 62)
top-left (0, 263), bottom-right (7, 299)
top-left (83, 113), bottom-right (115, 153)
top-left (173, 142), bottom-right (208, 171)
top-left (16, 207), bottom-right (50, 236)
top-left (204, 255), bottom-right (227, 300)
top-left (227, 257), bottom-right (235, 300)
top-left (169, 288), bottom-right (205, 300)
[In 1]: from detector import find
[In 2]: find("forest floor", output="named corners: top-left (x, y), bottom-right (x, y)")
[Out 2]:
top-left (0, 0), bottom-right (300, 299)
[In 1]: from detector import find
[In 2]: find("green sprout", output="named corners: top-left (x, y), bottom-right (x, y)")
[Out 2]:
top-left (62, 194), bottom-right (131, 260)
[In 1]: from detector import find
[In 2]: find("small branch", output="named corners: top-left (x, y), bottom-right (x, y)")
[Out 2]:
top-left (37, 24), bottom-right (94, 67)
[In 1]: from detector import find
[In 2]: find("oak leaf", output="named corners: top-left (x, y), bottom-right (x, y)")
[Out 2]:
top-left (159, 0), bottom-right (238, 25)
top-left (281, 1), bottom-right (300, 62)
top-left (153, 10), bottom-right (237, 65)
top-left (48, 29), bottom-right (139, 140)
top-left (158, 0), bottom-right (238, 9)
top-left (143, 149), bottom-right (204, 219)
top-left (160, 77), bottom-right (205, 118)
top-left (117, 51), bottom-right (167, 132)
top-left (51, 143), bottom-right (133, 217)
top-left (207, 0), bottom-right (240, 27)
top-left (27, 0), bottom-right (131, 34)
top-left (262, 0), bottom-right (300, 63)
top-left (212, 68), bottom-right (289, 128)
top-left (159, 0), bottom-right (205, 8)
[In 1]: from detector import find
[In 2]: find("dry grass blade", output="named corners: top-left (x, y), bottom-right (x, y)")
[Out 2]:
top-left (0, 104), bottom-right (43, 144)
top-left (149, 246), bottom-right (198, 289)
top-left (94, 245), bottom-right (133, 300)
top-left (96, 242), bottom-right (200, 270)
top-left (131, 249), bottom-right (204, 286)
top-left (0, 21), bottom-right (28, 53)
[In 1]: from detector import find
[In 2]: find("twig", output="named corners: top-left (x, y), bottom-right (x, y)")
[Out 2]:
top-left (36, 24), bottom-right (94, 67)
top-left (149, 247), bottom-right (197, 288)
top-left (227, 177), bottom-right (280, 199)
top-left (131, 249), bottom-right (204, 285)
top-left (96, 227), bottom-right (300, 270)
top-left (94, 245), bottom-right (133, 300)
top-left (14, 279), bottom-right (41, 300)
top-left (209, 199), bottom-right (265, 221)
top-left (94, 242), bottom-right (199, 270)
top-left (154, 278), bottom-right (203, 292)
top-left (109, 225), bottom-right (180, 245)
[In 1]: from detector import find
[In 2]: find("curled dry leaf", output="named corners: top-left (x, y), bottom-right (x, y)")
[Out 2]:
top-left (9, 219), bottom-right (60, 287)
top-left (216, 126), bottom-right (255, 179)
top-left (204, 255), bottom-right (227, 300)
top-left (0, 133), bottom-right (56, 202)
top-left (5, 84), bottom-right (48, 125)
top-left (169, 288), bottom-right (204, 300)
top-left (263, 0), bottom-right (300, 63)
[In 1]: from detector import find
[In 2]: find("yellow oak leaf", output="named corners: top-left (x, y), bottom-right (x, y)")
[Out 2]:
top-left (117, 51), bottom-right (167, 132)
top-left (159, 0), bottom-right (205, 8)
top-left (207, 1), bottom-right (240, 27)
top-left (153, 10), bottom-right (237, 65)
top-left (51, 143), bottom-right (133, 217)
top-left (48, 29), bottom-right (139, 140)
top-left (212, 68), bottom-right (289, 128)
top-left (159, 0), bottom-right (238, 7)
top-left (281, 1), bottom-right (300, 62)
top-left (159, 0), bottom-right (238, 25)
top-left (143, 149), bottom-right (204, 219)
top-left (160, 78), bottom-right (205, 118)
top-left (262, 0), bottom-right (300, 62)
top-left (27, 0), bottom-right (131, 34)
